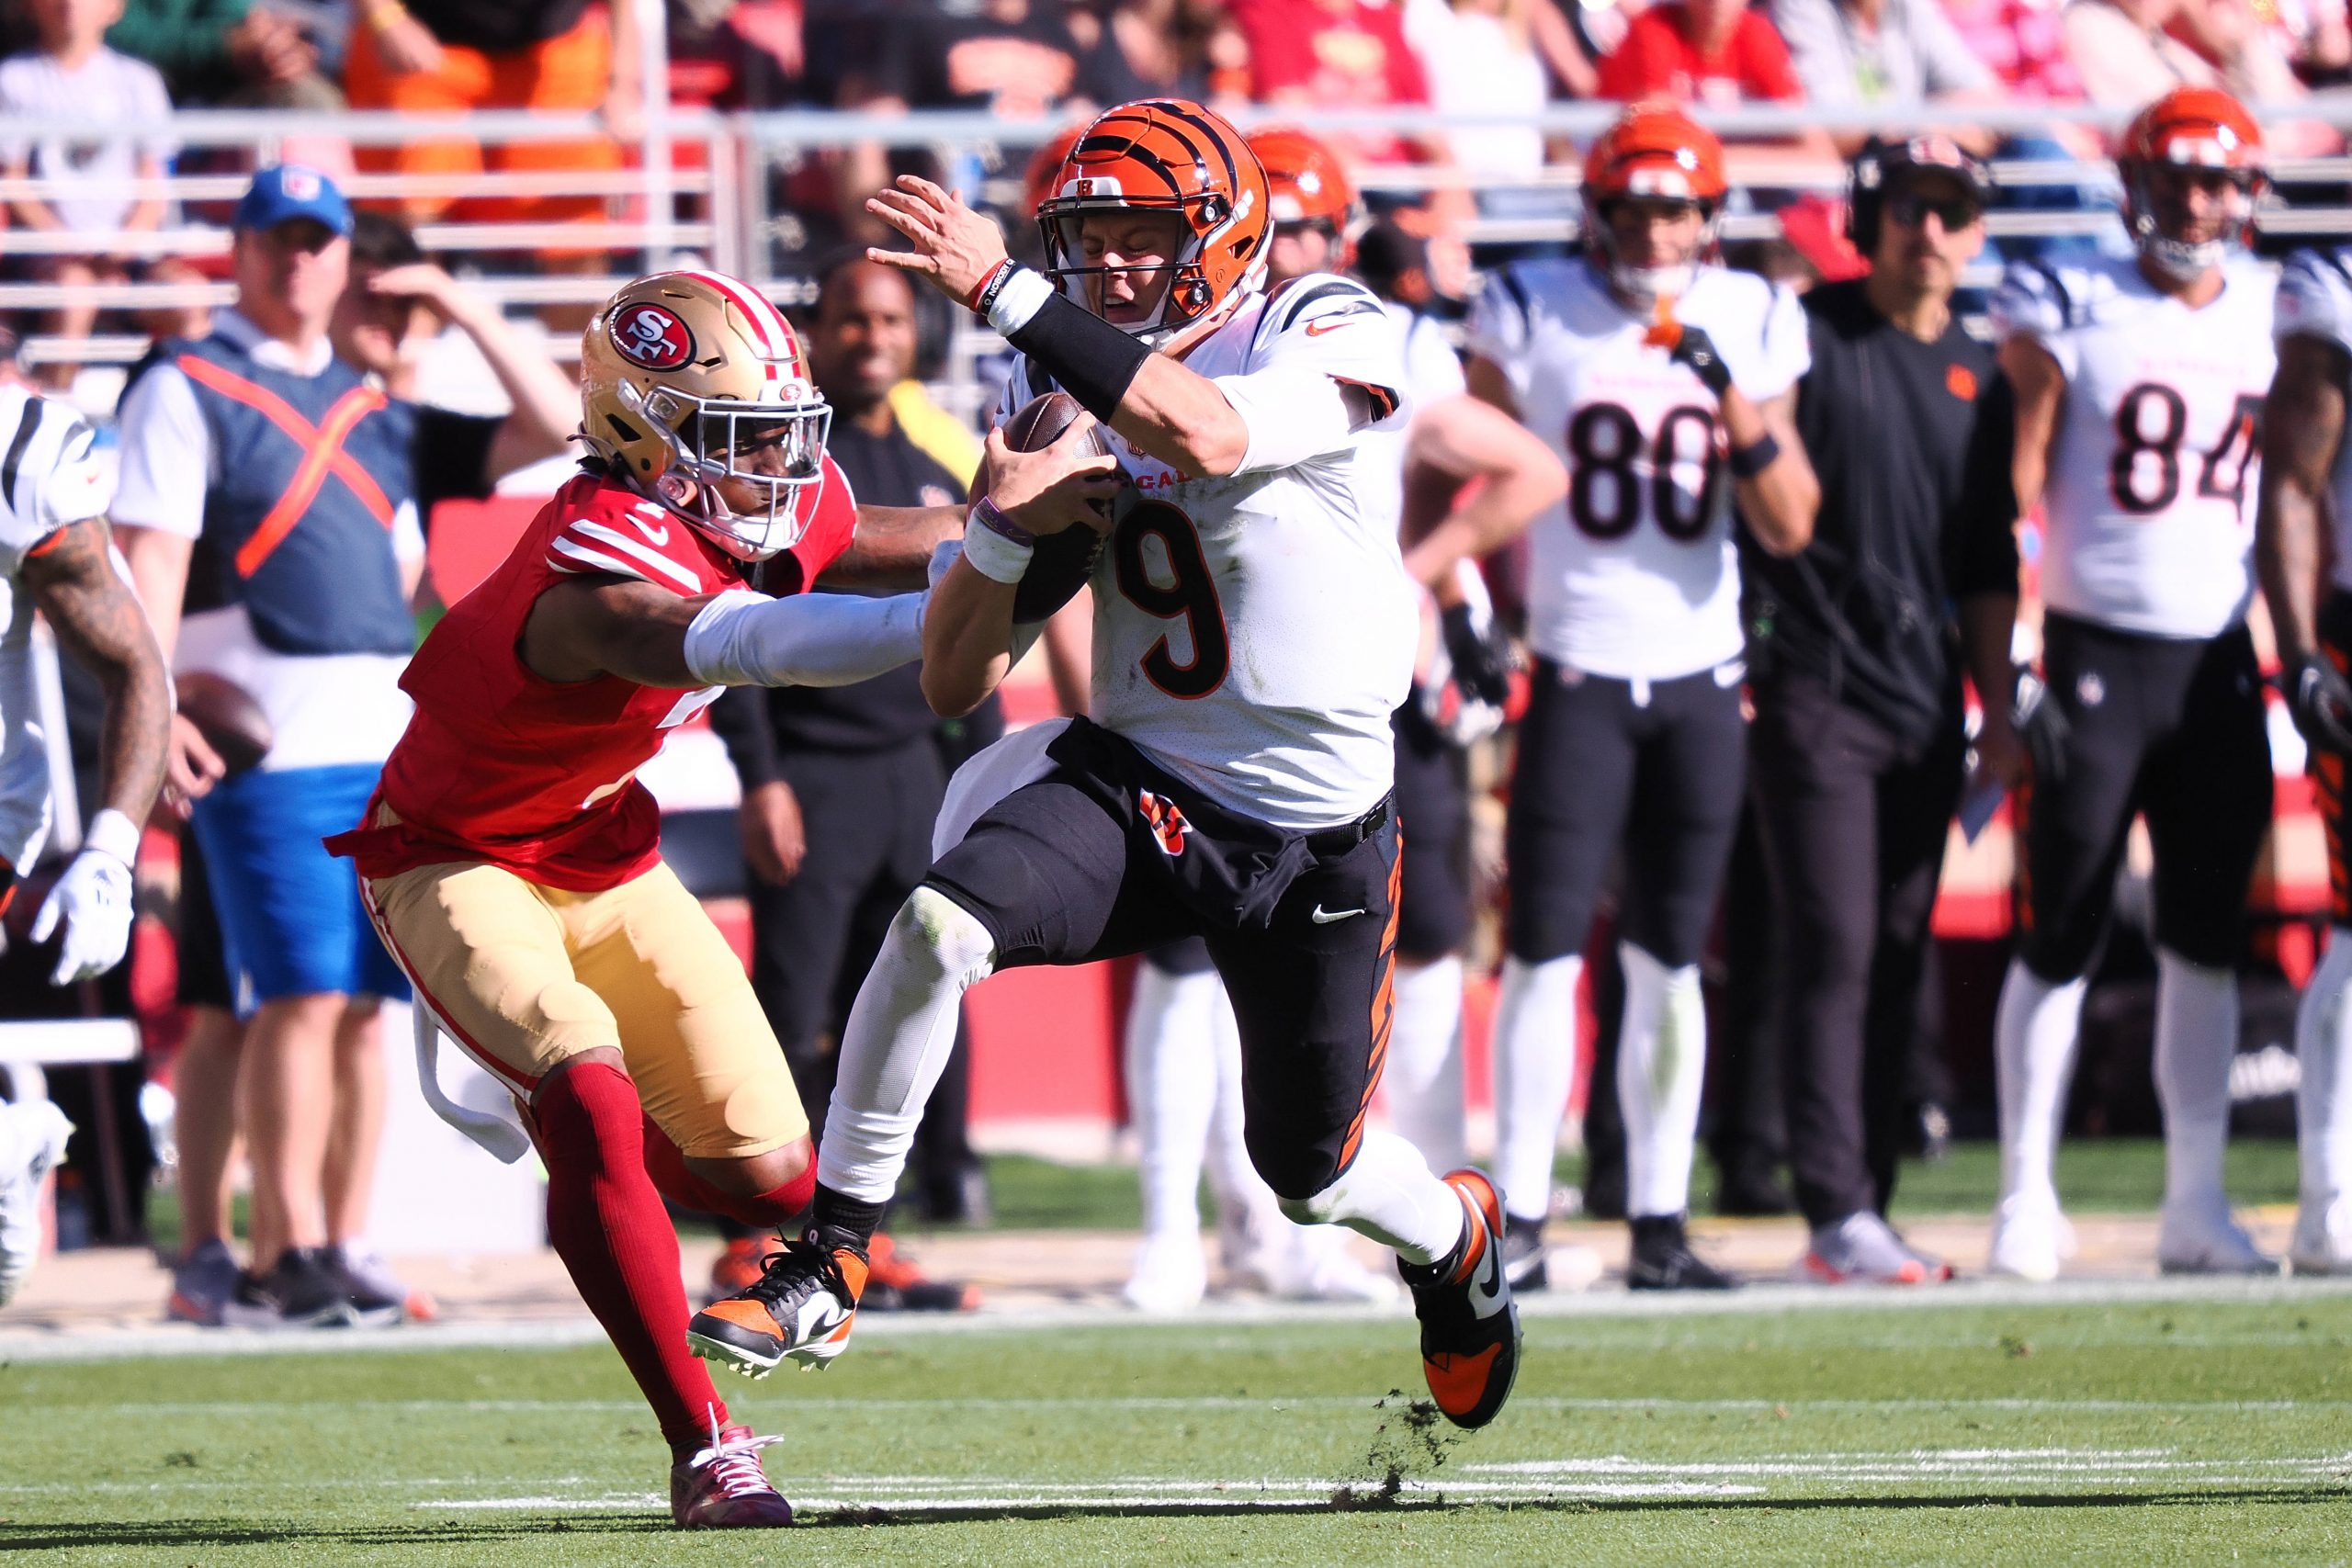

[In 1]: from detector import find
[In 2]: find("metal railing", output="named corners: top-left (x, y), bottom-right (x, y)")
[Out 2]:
top-left (8, 96), bottom-right (2352, 391)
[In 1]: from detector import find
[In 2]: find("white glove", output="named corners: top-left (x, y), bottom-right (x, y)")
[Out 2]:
top-left (31, 809), bottom-right (139, 986)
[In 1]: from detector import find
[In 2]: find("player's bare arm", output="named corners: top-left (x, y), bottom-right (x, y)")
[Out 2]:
top-left (866, 175), bottom-right (1255, 478)
top-left (1723, 386), bottom-right (1815, 557)
top-left (22, 519), bottom-right (171, 830)
top-left (820, 504), bottom-right (964, 589)
top-left (921, 422), bottom-right (1113, 716)
top-left (112, 523), bottom-right (226, 800)
top-left (2258, 331), bottom-right (2352, 752)
top-left (1399, 393), bottom-right (1567, 589)
top-left (824, 426), bottom-right (1118, 591)
top-left (2258, 333), bottom-right (2348, 663)
top-left (2000, 335), bottom-right (2067, 519)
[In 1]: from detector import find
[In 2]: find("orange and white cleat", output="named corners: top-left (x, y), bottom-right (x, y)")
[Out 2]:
top-left (669, 1416), bottom-right (795, 1529)
top-left (1399, 1168), bottom-right (1521, 1430)
top-left (686, 1225), bottom-right (868, 1379)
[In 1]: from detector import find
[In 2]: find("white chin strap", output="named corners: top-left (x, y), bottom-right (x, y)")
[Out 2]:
top-left (1609, 261), bottom-right (1698, 309)
top-left (2137, 228), bottom-right (2226, 284)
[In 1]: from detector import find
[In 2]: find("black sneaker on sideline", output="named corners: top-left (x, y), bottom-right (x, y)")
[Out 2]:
top-left (1627, 1214), bottom-right (1739, 1292)
top-left (222, 1247), bottom-right (354, 1328)
top-left (1501, 1212), bottom-right (1549, 1292)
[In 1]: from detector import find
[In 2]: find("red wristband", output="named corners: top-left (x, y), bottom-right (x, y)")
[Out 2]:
top-left (966, 258), bottom-right (1015, 315)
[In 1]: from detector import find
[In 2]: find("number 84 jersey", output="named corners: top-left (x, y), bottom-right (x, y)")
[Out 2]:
top-left (1990, 254), bottom-right (2275, 638)
top-left (1466, 259), bottom-right (1809, 681)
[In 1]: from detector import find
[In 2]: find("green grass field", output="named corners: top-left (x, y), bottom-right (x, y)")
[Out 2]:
top-left (6, 1287), bottom-right (2350, 1565)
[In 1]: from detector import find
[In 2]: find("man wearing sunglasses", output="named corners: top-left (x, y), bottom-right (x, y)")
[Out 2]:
top-left (1743, 136), bottom-right (2022, 1283)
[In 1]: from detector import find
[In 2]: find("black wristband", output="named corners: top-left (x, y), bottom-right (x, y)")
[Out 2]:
top-left (1006, 292), bottom-right (1154, 424)
top-left (1728, 433), bottom-right (1781, 479)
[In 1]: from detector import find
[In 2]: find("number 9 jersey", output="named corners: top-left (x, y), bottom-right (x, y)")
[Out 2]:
top-left (1990, 254), bottom-right (2275, 637)
top-left (993, 272), bottom-right (1419, 832)
top-left (1465, 258), bottom-right (1809, 681)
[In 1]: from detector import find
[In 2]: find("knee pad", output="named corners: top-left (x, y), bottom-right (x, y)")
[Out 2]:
top-left (895, 886), bottom-right (999, 984)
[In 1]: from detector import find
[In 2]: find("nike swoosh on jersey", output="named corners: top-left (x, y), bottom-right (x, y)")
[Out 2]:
top-left (1309, 904), bottom-right (1366, 923)
top-left (1303, 319), bottom-right (1354, 337)
top-left (629, 514), bottom-right (673, 547)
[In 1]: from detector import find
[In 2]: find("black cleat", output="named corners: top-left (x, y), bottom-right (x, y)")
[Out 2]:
top-left (1399, 1168), bottom-right (1521, 1430)
top-left (222, 1247), bottom-right (353, 1328)
top-left (1501, 1212), bottom-right (1549, 1292)
top-left (1627, 1214), bottom-right (1739, 1292)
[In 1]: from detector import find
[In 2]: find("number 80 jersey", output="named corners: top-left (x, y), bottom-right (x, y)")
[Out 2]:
top-left (1466, 259), bottom-right (1809, 680)
top-left (1990, 254), bottom-right (2275, 638)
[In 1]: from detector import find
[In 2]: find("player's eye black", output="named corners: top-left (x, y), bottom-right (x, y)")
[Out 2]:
top-left (1886, 192), bottom-right (1982, 231)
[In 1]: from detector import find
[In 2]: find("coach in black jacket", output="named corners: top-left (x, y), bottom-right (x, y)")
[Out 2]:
top-left (1740, 139), bottom-right (2023, 1280)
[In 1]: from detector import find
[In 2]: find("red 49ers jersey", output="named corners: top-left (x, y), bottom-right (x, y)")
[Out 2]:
top-left (333, 463), bottom-right (855, 890)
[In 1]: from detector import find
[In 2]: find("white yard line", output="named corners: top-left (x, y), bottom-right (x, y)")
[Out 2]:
top-left (8, 1273), bottom-right (2352, 1364)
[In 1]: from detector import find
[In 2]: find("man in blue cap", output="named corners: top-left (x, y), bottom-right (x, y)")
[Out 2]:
top-left (115, 164), bottom-right (424, 1328)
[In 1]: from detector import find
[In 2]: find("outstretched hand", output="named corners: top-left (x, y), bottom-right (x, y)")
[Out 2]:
top-left (865, 175), bottom-right (1012, 308)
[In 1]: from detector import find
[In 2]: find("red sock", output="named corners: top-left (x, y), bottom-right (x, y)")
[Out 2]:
top-left (639, 1112), bottom-right (815, 1229)
top-left (535, 1062), bottom-right (727, 1450)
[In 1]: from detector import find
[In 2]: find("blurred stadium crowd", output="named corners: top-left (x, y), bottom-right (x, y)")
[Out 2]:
top-left (0, 0), bottom-right (2349, 1329)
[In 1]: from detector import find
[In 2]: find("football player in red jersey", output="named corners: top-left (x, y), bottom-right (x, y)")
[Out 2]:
top-left (326, 269), bottom-right (1110, 1529)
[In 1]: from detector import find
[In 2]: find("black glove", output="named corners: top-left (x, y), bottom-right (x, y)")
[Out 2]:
top-left (1665, 322), bottom-right (1733, 398)
top-left (2013, 668), bottom-right (2071, 786)
top-left (1440, 601), bottom-right (1511, 709)
top-left (2286, 651), bottom-right (2352, 757)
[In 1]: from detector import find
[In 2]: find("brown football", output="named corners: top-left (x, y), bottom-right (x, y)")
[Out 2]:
top-left (997, 391), bottom-right (1114, 624)
top-left (175, 671), bottom-right (273, 776)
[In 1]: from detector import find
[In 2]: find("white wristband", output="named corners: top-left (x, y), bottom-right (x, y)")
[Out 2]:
top-left (960, 516), bottom-right (1035, 583)
top-left (984, 265), bottom-right (1056, 337)
top-left (82, 807), bottom-right (141, 868)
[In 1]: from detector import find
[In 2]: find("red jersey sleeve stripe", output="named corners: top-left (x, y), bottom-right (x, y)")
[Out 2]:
top-left (564, 519), bottom-right (704, 593)
top-left (548, 535), bottom-right (685, 589)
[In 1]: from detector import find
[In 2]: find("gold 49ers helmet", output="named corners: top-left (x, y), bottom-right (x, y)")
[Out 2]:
top-left (580, 269), bottom-right (832, 561)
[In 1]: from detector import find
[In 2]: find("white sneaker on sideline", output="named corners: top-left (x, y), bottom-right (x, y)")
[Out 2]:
top-left (1987, 1190), bottom-right (2075, 1283)
top-left (1123, 1231), bottom-right (1208, 1313)
top-left (2156, 1201), bottom-right (2280, 1276)
top-left (0, 1100), bottom-right (74, 1306)
top-left (2290, 1197), bottom-right (2352, 1276)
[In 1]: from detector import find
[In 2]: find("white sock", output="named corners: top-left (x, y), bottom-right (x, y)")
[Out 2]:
top-left (1617, 942), bottom-right (1705, 1219)
top-left (2297, 928), bottom-right (2352, 1223)
top-left (1493, 953), bottom-right (1581, 1224)
top-left (1278, 1129), bottom-right (1465, 1266)
top-left (2154, 946), bottom-right (2239, 1215)
top-left (1123, 964), bottom-right (1223, 1245)
top-left (819, 888), bottom-right (998, 1203)
top-left (1993, 956), bottom-right (2086, 1206)
top-left (1385, 955), bottom-right (1467, 1172)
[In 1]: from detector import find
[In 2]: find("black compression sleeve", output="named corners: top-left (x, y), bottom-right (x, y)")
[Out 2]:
top-left (1004, 292), bottom-right (1153, 424)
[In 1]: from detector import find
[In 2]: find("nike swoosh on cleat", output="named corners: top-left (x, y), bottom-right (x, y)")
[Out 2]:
top-left (1309, 904), bottom-right (1366, 923)
top-left (1464, 1235), bottom-right (1505, 1318)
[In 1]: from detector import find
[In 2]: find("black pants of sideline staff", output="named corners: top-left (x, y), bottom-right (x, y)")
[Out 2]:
top-left (1747, 671), bottom-right (1964, 1229)
top-left (743, 734), bottom-right (978, 1221)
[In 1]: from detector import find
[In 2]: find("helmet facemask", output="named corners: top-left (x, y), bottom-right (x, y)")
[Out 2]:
top-left (2124, 156), bottom-right (2263, 285)
top-left (1039, 193), bottom-right (1264, 349)
top-left (1588, 192), bottom-right (1721, 310)
top-left (624, 379), bottom-right (833, 560)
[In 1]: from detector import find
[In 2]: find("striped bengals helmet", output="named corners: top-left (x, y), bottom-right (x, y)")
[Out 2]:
top-left (1581, 105), bottom-right (1727, 306)
top-left (1023, 126), bottom-right (1086, 218)
top-left (580, 269), bottom-right (832, 561)
top-left (1035, 97), bottom-right (1272, 345)
top-left (2117, 86), bottom-right (2266, 280)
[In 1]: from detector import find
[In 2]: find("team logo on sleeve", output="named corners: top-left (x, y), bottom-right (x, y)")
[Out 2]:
top-left (610, 303), bottom-right (695, 371)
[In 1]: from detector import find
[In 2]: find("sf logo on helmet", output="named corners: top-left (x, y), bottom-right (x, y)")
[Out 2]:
top-left (611, 302), bottom-right (695, 371)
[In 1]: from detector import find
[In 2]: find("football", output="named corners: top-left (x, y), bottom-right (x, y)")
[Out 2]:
top-left (175, 670), bottom-right (273, 776)
top-left (997, 391), bottom-right (1114, 625)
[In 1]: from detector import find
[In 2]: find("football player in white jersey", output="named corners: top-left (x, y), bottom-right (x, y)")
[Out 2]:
top-left (2256, 244), bottom-right (2352, 1276)
top-left (0, 364), bottom-right (174, 1307)
top-left (1988, 86), bottom-right (2280, 1281)
top-left (1467, 106), bottom-right (1817, 1292)
top-left (692, 100), bottom-right (1523, 1431)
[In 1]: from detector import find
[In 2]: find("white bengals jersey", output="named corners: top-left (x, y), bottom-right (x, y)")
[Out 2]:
top-left (0, 386), bottom-right (109, 872)
top-left (1991, 254), bottom-right (2276, 638)
top-left (2272, 248), bottom-right (2352, 596)
top-left (1466, 259), bottom-right (1809, 680)
top-left (996, 273), bottom-right (1418, 830)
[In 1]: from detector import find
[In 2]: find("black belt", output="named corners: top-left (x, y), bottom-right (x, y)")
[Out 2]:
top-left (1305, 795), bottom-right (1391, 858)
